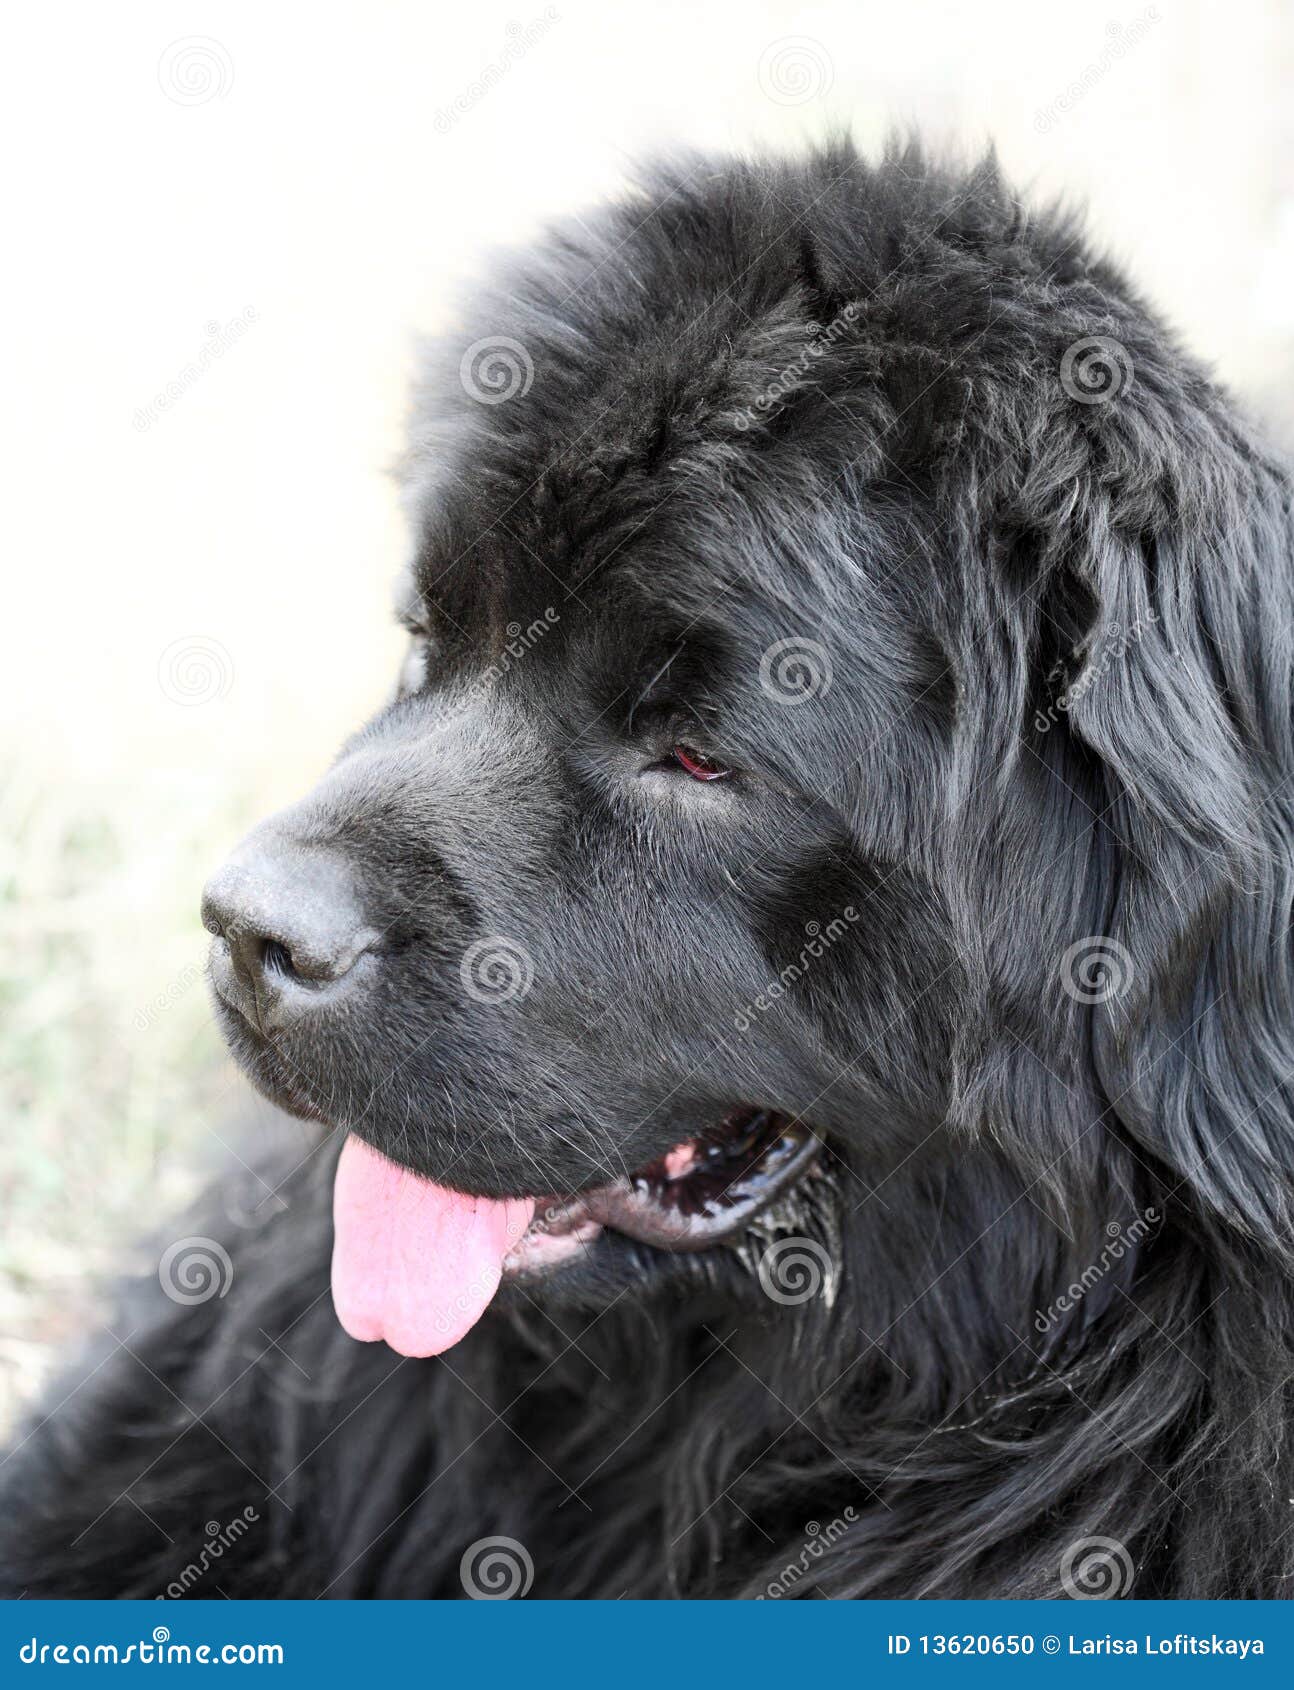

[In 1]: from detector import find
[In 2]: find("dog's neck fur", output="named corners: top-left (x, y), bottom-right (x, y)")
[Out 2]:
top-left (293, 1137), bottom-right (1278, 1600)
top-left (0, 1093), bottom-right (1289, 1599)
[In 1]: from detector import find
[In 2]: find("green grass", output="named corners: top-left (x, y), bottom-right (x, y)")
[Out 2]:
top-left (0, 762), bottom-right (260, 1431)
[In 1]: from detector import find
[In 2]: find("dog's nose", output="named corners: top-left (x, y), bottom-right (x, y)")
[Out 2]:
top-left (201, 845), bottom-right (377, 1029)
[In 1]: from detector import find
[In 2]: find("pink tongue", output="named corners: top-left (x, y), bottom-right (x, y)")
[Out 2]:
top-left (331, 1135), bottom-right (535, 1358)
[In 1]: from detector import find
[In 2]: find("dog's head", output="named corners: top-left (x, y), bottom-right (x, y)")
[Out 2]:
top-left (203, 143), bottom-right (1294, 1358)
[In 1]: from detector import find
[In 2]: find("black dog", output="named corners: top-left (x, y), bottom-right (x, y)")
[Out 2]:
top-left (5, 139), bottom-right (1294, 1599)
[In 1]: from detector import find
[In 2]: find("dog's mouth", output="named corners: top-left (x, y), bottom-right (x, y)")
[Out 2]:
top-left (503, 1109), bottom-right (819, 1272)
top-left (330, 1109), bottom-right (820, 1358)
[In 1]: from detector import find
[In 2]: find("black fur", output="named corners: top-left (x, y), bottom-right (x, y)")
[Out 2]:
top-left (4, 138), bottom-right (1294, 1599)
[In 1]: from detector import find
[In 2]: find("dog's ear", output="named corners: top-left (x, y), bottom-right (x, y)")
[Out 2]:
top-left (945, 330), bottom-right (1294, 1259)
top-left (1071, 469), bottom-right (1294, 1262)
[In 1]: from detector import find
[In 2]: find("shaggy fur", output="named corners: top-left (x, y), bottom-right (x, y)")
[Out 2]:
top-left (4, 138), bottom-right (1294, 1599)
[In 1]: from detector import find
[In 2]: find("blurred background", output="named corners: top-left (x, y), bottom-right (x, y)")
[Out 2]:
top-left (2, 0), bottom-right (1292, 1431)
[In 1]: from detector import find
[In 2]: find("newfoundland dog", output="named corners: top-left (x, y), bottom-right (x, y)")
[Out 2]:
top-left (4, 139), bottom-right (1293, 1600)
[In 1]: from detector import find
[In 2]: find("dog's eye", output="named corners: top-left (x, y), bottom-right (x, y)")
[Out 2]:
top-left (671, 743), bottom-right (732, 782)
top-left (395, 633), bottom-right (430, 700)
